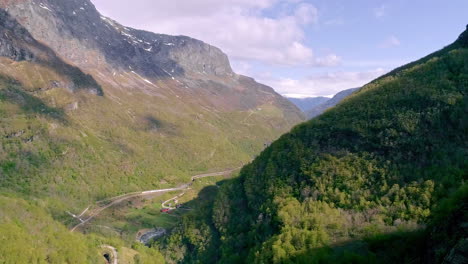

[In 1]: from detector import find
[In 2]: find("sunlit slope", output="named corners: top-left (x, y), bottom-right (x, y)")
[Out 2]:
top-left (159, 26), bottom-right (468, 263)
top-left (0, 0), bottom-right (303, 212)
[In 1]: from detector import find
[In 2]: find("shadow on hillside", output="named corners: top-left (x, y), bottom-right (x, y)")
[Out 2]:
top-left (183, 185), bottom-right (220, 209)
top-left (0, 76), bottom-right (68, 123)
top-left (39, 57), bottom-right (104, 96)
top-left (31, 1), bottom-right (188, 80)
top-left (285, 230), bottom-right (428, 264)
top-left (155, 177), bottom-right (239, 263)
top-left (142, 115), bottom-right (180, 136)
top-left (0, 9), bottom-right (103, 96)
top-left (182, 176), bottom-right (239, 210)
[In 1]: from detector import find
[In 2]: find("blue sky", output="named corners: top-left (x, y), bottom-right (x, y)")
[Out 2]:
top-left (92, 0), bottom-right (468, 97)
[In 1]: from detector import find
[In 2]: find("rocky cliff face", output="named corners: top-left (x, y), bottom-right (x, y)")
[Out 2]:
top-left (0, 0), bottom-right (300, 113)
top-left (2, 0), bottom-right (233, 77)
top-left (0, 9), bottom-right (34, 61)
top-left (0, 8), bottom-right (102, 94)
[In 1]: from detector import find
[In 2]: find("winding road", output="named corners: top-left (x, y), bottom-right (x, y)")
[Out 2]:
top-left (69, 168), bottom-right (239, 232)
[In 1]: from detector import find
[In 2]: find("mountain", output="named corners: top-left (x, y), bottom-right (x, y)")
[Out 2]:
top-left (287, 97), bottom-right (329, 113)
top-left (287, 88), bottom-right (359, 119)
top-left (306, 87), bottom-right (359, 119)
top-left (287, 89), bottom-right (360, 119)
top-left (0, 0), bottom-right (303, 201)
top-left (0, 0), bottom-right (304, 261)
top-left (1, 0), bottom-right (302, 117)
top-left (157, 26), bottom-right (468, 263)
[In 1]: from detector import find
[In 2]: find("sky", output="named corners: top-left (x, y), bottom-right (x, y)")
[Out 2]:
top-left (91, 0), bottom-right (468, 98)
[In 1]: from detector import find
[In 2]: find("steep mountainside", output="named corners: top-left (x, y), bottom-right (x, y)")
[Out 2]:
top-left (287, 97), bottom-right (329, 113)
top-left (0, 0), bottom-right (303, 261)
top-left (0, 0), bottom-right (303, 204)
top-left (306, 87), bottom-right (359, 119)
top-left (1, 0), bottom-right (301, 116)
top-left (0, 8), bottom-right (102, 94)
top-left (157, 26), bottom-right (468, 263)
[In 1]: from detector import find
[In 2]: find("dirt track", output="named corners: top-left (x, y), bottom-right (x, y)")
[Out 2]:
top-left (70, 168), bottom-right (239, 232)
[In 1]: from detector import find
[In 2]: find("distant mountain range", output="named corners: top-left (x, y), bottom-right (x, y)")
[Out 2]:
top-left (287, 87), bottom-right (359, 119)
top-left (286, 96), bottom-right (329, 112)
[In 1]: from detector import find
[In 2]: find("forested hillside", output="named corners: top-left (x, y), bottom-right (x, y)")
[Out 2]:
top-left (157, 26), bottom-right (468, 264)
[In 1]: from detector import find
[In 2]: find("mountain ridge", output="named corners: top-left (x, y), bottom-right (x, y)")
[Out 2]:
top-left (305, 87), bottom-right (359, 119)
top-left (0, 8), bottom-right (103, 95)
top-left (1, 0), bottom-right (303, 114)
top-left (156, 25), bottom-right (468, 264)
top-left (287, 96), bottom-right (329, 113)
top-left (3, 0), bottom-right (234, 78)
top-left (0, 0), bottom-right (303, 230)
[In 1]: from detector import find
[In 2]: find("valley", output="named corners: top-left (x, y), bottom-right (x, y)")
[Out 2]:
top-left (0, 0), bottom-right (466, 263)
top-left (154, 26), bottom-right (468, 263)
top-left (69, 167), bottom-right (240, 233)
top-left (0, 0), bottom-right (303, 262)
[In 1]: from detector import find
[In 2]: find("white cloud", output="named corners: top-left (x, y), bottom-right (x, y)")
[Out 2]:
top-left (294, 3), bottom-right (318, 25)
top-left (260, 68), bottom-right (388, 98)
top-left (315, 54), bottom-right (342, 67)
top-left (346, 59), bottom-right (410, 68)
top-left (373, 5), bottom-right (386, 18)
top-left (379, 35), bottom-right (401, 48)
top-left (324, 18), bottom-right (344, 26)
top-left (92, 0), bottom-right (325, 66)
top-left (91, 0), bottom-right (388, 98)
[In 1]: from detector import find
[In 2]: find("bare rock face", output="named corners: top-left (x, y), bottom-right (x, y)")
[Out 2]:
top-left (0, 9), bottom-right (34, 61)
top-left (0, 8), bottom-right (103, 95)
top-left (0, 0), bottom-right (303, 119)
top-left (2, 0), bottom-right (233, 78)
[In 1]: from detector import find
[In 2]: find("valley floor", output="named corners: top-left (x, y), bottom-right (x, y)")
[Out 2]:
top-left (72, 167), bottom-right (240, 263)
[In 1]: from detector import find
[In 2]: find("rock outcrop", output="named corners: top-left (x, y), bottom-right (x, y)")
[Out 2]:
top-left (0, 8), bottom-right (103, 94)
top-left (2, 0), bottom-right (233, 78)
top-left (0, 0), bottom-right (302, 115)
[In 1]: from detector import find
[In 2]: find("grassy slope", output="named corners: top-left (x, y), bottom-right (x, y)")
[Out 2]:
top-left (0, 3), bottom-right (302, 261)
top-left (0, 69), bottom-right (169, 263)
top-left (0, 192), bottom-right (166, 263)
top-left (0, 50), bottom-right (299, 262)
top-left (0, 194), bottom-right (100, 263)
top-left (158, 29), bottom-right (468, 263)
top-left (0, 55), bottom-right (299, 208)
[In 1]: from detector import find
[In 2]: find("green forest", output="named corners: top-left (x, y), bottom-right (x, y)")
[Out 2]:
top-left (155, 27), bottom-right (468, 263)
top-left (0, 1), bottom-right (467, 262)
